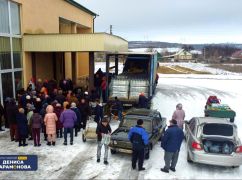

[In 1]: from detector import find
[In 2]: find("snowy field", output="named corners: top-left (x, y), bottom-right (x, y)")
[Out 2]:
top-left (1, 64), bottom-right (242, 179)
top-left (161, 62), bottom-right (242, 76)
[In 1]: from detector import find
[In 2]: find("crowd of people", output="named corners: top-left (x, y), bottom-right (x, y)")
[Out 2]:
top-left (0, 71), bottom-right (186, 171)
top-left (0, 77), bottom-right (106, 147)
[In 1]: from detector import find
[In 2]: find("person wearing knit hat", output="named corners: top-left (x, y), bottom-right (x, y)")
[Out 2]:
top-left (96, 116), bottom-right (112, 165)
top-left (70, 102), bottom-right (81, 137)
top-left (128, 119), bottom-right (149, 171)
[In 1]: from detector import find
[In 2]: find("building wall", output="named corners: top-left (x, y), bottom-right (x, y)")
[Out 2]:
top-left (35, 53), bottom-right (53, 80)
top-left (77, 52), bottom-right (89, 77)
top-left (12, 0), bottom-right (94, 34)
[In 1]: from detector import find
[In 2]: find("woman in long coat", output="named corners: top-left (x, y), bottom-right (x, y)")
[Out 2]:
top-left (16, 108), bottom-right (28, 146)
top-left (44, 105), bottom-right (57, 146)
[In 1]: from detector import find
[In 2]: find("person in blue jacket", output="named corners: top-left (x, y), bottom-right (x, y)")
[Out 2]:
top-left (128, 119), bottom-right (149, 171)
top-left (160, 119), bottom-right (184, 173)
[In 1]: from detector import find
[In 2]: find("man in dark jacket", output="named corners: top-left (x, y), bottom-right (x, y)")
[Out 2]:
top-left (6, 99), bottom-right (19, 141)
top-left (78, 98), bottom-right (90, 129)
top-left (160, 119), bottom-right (184, 173)
top-left (96, 117), bottom-right (112, 165)
top-left (128, 119), bottom-right (149, 171)
top-left (16, 108), bottom-right (28, 146)
top-left (94, 99), bottom-right (103, 124)
top-left (138, 93), bottom-right (149, 109)
top-left (113, 97), bottom-right (123, 121)
top-left (70, 102), bottom-right (81, 137)
top-left (60, 104), bottom-right (77, 145)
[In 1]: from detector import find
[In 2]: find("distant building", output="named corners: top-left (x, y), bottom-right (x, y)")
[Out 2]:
top-left (174, 49), bottom-right (193, 61)
top-left (231, 50), bottom-right (242, 60)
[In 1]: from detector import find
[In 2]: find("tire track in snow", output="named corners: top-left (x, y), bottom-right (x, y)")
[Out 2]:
top-left (57, 144), bottom-right (94, 180)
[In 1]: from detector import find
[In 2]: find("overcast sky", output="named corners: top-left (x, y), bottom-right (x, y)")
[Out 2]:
top-left (76, 0), bottom-right (242, 44)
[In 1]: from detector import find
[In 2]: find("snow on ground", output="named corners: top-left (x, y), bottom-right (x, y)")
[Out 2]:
top-left (1, 64), bottom-right (242, 179)
top-left (149, 74), bottom-right (242, 179)
top-left (161, 62), bottom-right (242, 76)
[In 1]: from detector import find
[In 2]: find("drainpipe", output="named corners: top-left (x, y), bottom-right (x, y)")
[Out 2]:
top-left (93, 15), bottom-right (97, 33)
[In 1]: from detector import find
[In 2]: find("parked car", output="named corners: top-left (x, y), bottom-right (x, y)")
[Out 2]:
top-left (109, 108), bottom-right (166, 159)
top-left (185, 117), bottom-right (242, 167)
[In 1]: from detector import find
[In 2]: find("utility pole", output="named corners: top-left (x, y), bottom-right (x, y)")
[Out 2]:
top-left (110, 25), bottom-right (113, 35)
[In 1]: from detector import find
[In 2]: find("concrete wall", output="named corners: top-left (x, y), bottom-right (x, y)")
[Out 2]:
top-left (35, 53), bottom-right (53, 80)
top-left (22, 52), bottom-right (32, 87)
top-left (77, 52), bottom-right (89, 77)
top-left (13, 0), bottom-right (94, 34)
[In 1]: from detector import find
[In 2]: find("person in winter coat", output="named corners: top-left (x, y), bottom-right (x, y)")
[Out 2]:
top-left (34, 97), bottom-right (42, 113)
top-left (16, 108), bottom-right (28, 147)
top-left (94, 99), bottom-right (103, 124)
top-left (101, 77), bottom-right (107, 103)
top-left (138, 92), bottom-right (149, 109)
top-left (60, 104), bottom-right (77, 145)
top-left (113, 97), bottom-right (123, 121)
top-left (160, 119), bottom-right (184, 173)
top-left (54, 103), bottom-right (64, 138)
top-left (44, 105), bottom-right (58, 146)
top-left (172, 103), bottom-right (185, 129)
top-left (55, 90), bottom-right (66, 106)
top-left (78, 98), bottom-right (90, 129)
top-left (26, 105), bottom-right (34, 140)
top-left (31, 109), bottom-right (42, 146)
top-left (96, 117), bottom-right (112, 165)
top-left (40, 103), bottom-right (48, 141)
top-left (128, 119), bottom-right (149, 171)
top-left (70, 102), bottom-right (81, 137)
top-left (6, 99), bottom-right (19, 141)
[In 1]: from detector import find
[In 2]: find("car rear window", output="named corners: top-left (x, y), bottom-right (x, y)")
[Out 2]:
top-left (203, 123), bottom-right (233, 136)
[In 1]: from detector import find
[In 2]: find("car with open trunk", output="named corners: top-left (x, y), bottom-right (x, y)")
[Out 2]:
top-left (185, 117), bottom-right (242, 167)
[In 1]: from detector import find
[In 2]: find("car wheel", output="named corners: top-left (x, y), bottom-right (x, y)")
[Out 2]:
top-left (82, 134), bottom-right (86, 142)
top-left (187, 152), bottom-right (193, 163)
top-left (110, 149), bottom-right (117, 154)
top-left (145, 149), bottom-right (150, 160)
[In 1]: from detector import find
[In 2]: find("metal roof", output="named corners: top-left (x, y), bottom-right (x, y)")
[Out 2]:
top-left (65, 0), bottom-right (98, 16)
top-left (23, 33), bottom-right (128, 52)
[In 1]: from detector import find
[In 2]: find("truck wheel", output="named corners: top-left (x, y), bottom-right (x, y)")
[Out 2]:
top-left (110, 149), bottom-right (117, 154)
top-left (82, 134), bottom-right (86, 142)
top-left (187, 152), bottom-right (192, 163)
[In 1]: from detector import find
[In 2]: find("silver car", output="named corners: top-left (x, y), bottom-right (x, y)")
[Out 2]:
top-left (185, 117), bottom-right (242, 167)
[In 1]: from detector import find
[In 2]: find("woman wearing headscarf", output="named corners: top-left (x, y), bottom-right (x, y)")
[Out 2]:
top-left (44, 105), bottom-right (58, 146)
top-left (172, 103), bottom-right (185, 129)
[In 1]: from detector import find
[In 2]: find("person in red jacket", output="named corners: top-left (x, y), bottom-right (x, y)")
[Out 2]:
top-left (101, 77), bottom-right (107, 103)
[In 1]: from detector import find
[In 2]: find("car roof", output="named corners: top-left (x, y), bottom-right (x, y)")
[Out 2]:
top-left (195, 117), bottom-right (233, 125)
top-left (125, 108), bottom-right (159, 117)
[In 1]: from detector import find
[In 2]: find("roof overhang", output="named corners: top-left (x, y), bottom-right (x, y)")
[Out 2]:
top-left (23, 33), bottom-right (128, 52)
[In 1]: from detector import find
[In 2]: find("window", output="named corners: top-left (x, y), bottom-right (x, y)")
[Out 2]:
top-left (14, 71), bottom-right (22, 93)
top-left (189, 118), bottom-right (196, 134)
top-left (10, 1), bottom-right (20, 35)
top-left (12, 38), bottom-right (21, 68)
top-left (0, 0), bottom-right (9, 33)
top-left (0, 37), bottom-right (11, 69)
top-left (2, 72), bottom-right (13, 100)
top-left (203, 123), bottom-right (233, 136)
